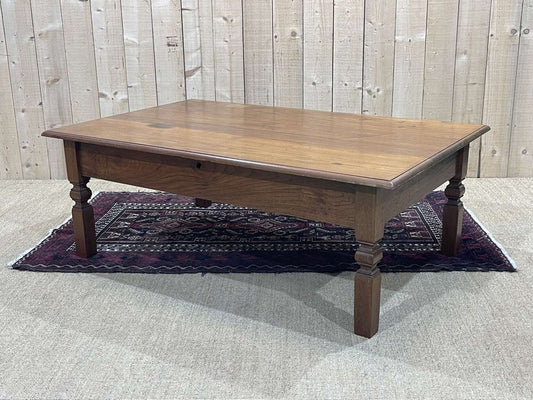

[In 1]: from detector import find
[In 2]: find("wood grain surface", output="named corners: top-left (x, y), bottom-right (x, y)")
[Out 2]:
top-left (43, 100), bottom-right (488, 188)
top-left (0, 8), bottom-right (22, 179)
top-left (452, 0), bottom-right (491, 178)
top-left (1, 0), bottom-right (50, 179)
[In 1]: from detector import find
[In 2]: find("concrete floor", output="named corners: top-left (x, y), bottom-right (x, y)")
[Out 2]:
top-left (0, 178), bottom-right (532, 399)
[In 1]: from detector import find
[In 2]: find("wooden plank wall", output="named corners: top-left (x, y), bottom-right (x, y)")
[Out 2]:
top-left (0, 0), bottom-right (531, 179)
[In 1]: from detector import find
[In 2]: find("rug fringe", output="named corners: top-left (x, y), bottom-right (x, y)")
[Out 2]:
top-left (463, 204), bottom-right (518, 271)
top-left (7, 218), bottom-right (69, 269)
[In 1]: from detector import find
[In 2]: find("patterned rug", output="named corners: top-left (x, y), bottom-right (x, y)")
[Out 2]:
top-left (10, 191), bottom-right (515, 273)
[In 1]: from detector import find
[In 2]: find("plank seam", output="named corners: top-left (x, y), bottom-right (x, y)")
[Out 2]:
top-left (209, 0), bottom-right (217, 101)
top-left (241, 0), bottom-right (246, 103)
top-left (88, 0), bottom-right (102, 118)
top-left (271, 0), bottom-right (274, 105)
top-left (360, 0), bottom-right (366, 114)
top-left (150, 0), bottom-right (160, 104)
top-left (118, 0), bottom-right (131, 113)
top-left (450, 0), bottom-right (461, 122)
top-left (421, 0), bottom-right (430, 119)
top-left (390, 0), bottom-right (398, 117)
top-left (506, 0), bottom-right (527, 176)
top-left (57, 0), bottom-right (75, 127)
top-left (331, 0), bottom-right (335, 112)
top-left (27, 0), bottom-right (52, 178)
top-left (301, 0), bottom-right (304, 109)
top-left (0, 3), bottom-right (23, 178)
top-left (477, 0), bottom-right (495, 178)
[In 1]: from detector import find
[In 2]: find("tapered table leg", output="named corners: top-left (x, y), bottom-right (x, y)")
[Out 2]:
top-left (442, 147), bottom-right (468, 256)
top-left (354, 241), bottom-right (383, 338)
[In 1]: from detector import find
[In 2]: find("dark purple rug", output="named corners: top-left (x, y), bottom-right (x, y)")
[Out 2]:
top-left (10, 191), bottom-right (515, 273)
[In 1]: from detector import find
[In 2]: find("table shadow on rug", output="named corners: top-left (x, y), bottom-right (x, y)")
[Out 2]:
top-left (11, 191), bottom-right (515, 273)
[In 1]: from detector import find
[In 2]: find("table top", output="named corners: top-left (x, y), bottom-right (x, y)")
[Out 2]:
top-left (43, 100), bottom-right (489, 188)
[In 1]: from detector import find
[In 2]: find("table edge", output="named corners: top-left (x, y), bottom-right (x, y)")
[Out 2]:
top-left (42, 124), bottom-right (489, 190)
top-left (390, 124), bottom-right (489, 187)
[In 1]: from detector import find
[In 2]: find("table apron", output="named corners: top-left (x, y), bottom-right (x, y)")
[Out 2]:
top-left (381, 152), bottom-right (458, 222)
top-left (73, 142), bottom-right (460, 231)
top-left (76, 142), bottom-right (365, 228)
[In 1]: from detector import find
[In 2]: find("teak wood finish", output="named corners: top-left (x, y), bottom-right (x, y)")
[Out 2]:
top-left (44, 100), bottom-right (490, 338)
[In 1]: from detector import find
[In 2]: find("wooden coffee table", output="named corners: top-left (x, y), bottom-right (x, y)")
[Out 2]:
top-left (43, 100), bottom-right (489, 338)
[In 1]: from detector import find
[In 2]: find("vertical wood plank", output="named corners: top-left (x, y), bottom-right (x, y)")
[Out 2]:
top-left (182, 0), bottom-right (215, 100)
top-left (0, 6), bottom-right (22, 179)
top-left (392, 0), bottom-right (427, 118)
top-left (273, 0), bottom-right (303, 108)
top-left (91, 0), bottom-right (129, 117)
top-left (121, 0), bottom-right (157, 111)
top-left (31, 0), bottom-right (73, 179)
top-left (508, 0), bottom-right (533, 176)
top-left (212, 0), bottom-right (244, 103)
top-left (332, 0), bottom-right (364, 113)
top-left (303, 0), bottom-right (333, 111)
top-left (243, 0), bottom-right (273, 105)
top-left (2, 0), bottom-right (532, 180)
top-left (452, 0), bottom-right (491, 177)
top-left (422, 0), bottom-right (459, 121)
top-left (480, 0), bottom-right (523, 177)
top-left (1, 0), bottom-right (50, 179)
top-left (362, 0), bottom-right (396, 116)
top-left (60, 0), bottom-right (100, 124)
top-left (151, 0), bottom-right (187, 105)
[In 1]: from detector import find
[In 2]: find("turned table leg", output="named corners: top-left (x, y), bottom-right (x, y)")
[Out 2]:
top-left (70, 177), bottom-right (97, 258)
top-left (442, 147), bottom-right (468, 256)
top-left (354, 241), bottom-right (383, 338)
top-left (65, 140), bottom-right (97, 258)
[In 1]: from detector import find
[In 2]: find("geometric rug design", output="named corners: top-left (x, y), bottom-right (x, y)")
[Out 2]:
top-left (10, 191), bottom-right (516, 273)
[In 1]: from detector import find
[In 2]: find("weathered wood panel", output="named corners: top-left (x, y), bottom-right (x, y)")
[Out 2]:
top-left (362, 0), bottom-right (396, 116)
top-left (212, 0), bottom-right (244, 103)
top-left (243, 0), bottom-right (273, 105)
top-left (1, 0), bottom-right (50, 179)
top-left (182, 0), bottom-right (215, 101)
top-left (121, 0), bottom-right (158, 111)
top-left (422, 0), bottom-right (459, 121)
top-left (303, 0), bottom-right (334, 111)
top-left (91, 0), bottom-right (129, 117)
top-left (392, 0), bottom-right (427, 118)
top-left (508, 0), bottom-right (533, 177)
top-left (273, 0), bottom-right (303, 108)
top-left (480, 0), bottom-right (523, 177)
top-left (152, 0), bottom-right (187, 104)
top-left (31, 0), bottom-right (71, 179)
top-left (60, 0), bottom-right (100, 124)
top-left (452, 0), bottom-right (491, 177)
top-left (0, 6), bottom-right (22, 179)
top-left (333, 0), bottom-right (364, 113)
